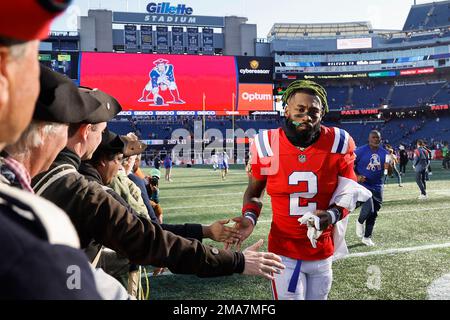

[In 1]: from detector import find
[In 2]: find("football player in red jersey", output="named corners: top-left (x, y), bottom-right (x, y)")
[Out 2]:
top-left (229, 80), bottom-right (357, 300)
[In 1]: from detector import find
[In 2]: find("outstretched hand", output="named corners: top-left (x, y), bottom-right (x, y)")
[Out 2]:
top-left (205, 219), bottom-right (242, 244)
top-left (224, 216), bottom-right (254, 251)
top-left (241, 239), bottom-right (285, 281)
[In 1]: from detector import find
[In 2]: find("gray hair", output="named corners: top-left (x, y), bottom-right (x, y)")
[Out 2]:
top-left (5, 120), bottom-right (67, 156)
top-left (0, 36), bottom-right (28, 59)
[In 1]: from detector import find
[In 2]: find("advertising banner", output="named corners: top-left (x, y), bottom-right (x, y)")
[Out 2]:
top-left (236, 56), bottom-right (274, 83)
top-left (113, 12), bottom-right (225, 27)
top-left (238, 84), bottom-right (273, 111)
top-left (39, 51), bottom-right (79, 80)
top-left (337, 37), bottom-right (372, 50)
top-left (80, 52), bottom-right (237, 111)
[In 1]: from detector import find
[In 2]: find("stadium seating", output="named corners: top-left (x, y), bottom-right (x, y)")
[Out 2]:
top-left (403, 2), bottom-right (450, 31)
top-left (390, 82), bottom-right (443, 107)
top-left (351, 84), bottom-right (390, 108)
top-left (403, 5), bottom-right (431, 30)
top-left (107, 119), bottom-right (134, 135)
top-left (326, 86), bottom-right (350, 110)
top-left (433, 82), bottom-right (450, 104)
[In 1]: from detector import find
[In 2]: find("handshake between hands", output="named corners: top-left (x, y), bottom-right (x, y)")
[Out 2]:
top-left (207, 217), bottom-right (285, 280)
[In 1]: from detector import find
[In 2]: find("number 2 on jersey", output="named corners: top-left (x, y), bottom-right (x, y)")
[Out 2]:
top-left (288, 172), bottom-right (318, 216)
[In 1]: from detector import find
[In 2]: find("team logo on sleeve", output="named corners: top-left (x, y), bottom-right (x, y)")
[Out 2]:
top-left (367, 154), bottom-right (381, 171)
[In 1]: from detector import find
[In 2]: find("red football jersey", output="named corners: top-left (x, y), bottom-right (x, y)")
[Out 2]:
top-left (250, 125), bottom-right (356, 260)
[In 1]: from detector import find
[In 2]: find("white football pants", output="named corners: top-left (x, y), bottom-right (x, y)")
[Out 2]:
top-left (271, 255), bottom-right (333, 300)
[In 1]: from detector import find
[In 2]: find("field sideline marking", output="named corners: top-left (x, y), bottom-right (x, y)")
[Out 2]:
top-left (161, 192), bottom-right (244, 199)
top-left (164, 203), bottom-right (450, 214)
top-left (256, 206), bottom-right (450, 223)
top-left (427, 273), bottom-right (450, 300)
top-left (160, 189), bottom-right (449, 200)
top-left (343, 242), bottom-right (450, 259)
top-left (145, 243), bottom-right (450, 279)
top-left (165, 203), bottom-right (243, 210)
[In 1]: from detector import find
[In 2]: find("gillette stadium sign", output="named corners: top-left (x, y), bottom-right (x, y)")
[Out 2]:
top-left (146, 2), bottom-right (193, 15)
top-left (113, 2), bottom-right (224, 27)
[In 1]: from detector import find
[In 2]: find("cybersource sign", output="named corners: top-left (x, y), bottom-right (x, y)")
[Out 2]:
top-left (236, 56), bottom-right (274, 83)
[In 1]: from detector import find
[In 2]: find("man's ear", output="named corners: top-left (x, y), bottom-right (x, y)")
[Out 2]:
top-left (99, 157), bottom-right (107, 167)
top-left (284, 105), bottom-right (290, 118)
top-left (79, 123), bottom-right (91, 142)
top-left (0, 47), bottom-right (10, 111)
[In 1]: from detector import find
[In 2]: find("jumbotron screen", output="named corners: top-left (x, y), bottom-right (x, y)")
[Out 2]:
top-left (80, 52), bottom-right (238, 111)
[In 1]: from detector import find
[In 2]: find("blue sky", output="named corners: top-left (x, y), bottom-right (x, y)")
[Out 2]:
top-left (52, 0), bottom-right (433, 38)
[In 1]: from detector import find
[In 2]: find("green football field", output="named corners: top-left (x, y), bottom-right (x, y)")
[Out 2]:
top-left (142, 161), bottom-right (450, 300)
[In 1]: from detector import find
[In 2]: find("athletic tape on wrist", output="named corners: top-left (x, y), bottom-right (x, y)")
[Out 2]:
top-left (327, 208), bottom-right (341, 225)
top-left (244, 212), bottom-right (257, 226)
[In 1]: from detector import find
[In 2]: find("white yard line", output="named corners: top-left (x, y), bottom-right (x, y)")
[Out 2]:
top-left (343, 242), bottom-right (450, 259)
top-left (427, 273), bottom-right (450, 300)
top-left (164, 204), bottom-right (450, 213)
top-left (164, 203), bottom-right (243, 210)
top-left (144, 243), bottom-right (450, 279)
top-left (160, 189), bottom-right (450, 200)
top-left (160, 192), bottom-right (244, 199)
top-left (256, 205), bottom-right (450, 223)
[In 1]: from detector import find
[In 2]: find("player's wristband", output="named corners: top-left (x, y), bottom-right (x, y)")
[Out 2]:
top-left (243, 212), bottom-right (257, 226)
top-left (242, 203), bottom-right (261, 226)
top-left (327, 208), bottom-right (342, 225)
top-left (384, 169), bottom-right (388, 175)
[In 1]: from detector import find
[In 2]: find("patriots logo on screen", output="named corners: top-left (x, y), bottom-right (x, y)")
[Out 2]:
top-left (138, 58), bottom-right (185, 106)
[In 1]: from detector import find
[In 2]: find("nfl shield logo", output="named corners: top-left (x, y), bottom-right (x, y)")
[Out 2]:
top-left (298, 155), bottom-right (306, 163)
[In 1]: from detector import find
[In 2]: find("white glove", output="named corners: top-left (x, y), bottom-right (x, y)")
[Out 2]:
top-left (298, 213), bottom-right (323, 248)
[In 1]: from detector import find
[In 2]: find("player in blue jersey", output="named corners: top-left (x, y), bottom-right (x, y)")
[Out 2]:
top-left (354, 130), bottom-right (389, 246)
top-left (139, 58), bottom-right (185, 105)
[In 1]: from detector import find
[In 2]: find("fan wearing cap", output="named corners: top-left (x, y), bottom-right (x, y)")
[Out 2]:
top-left (0, 1), bottom-right (71, 148)
top-left (0, 1), bottom-right (109, 299)
top-left (107, 133), bottom-right (154, 220)
top-left (80, 130), bottom-right (157, 221)
top-left (138, 58), bottom-right (185, 105)
top-left (2, 65), bottom-right (97, 184)
top-left (80, 129), bottom-right (247, 252)
top-left (2, 65), bottom-right (132, 299)
top-left (228, 80), bottom-right (359, 300)
top-left (80, 130), bottom-right (246, 296)
top-left (32, 95), bottom-right (285, 281)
